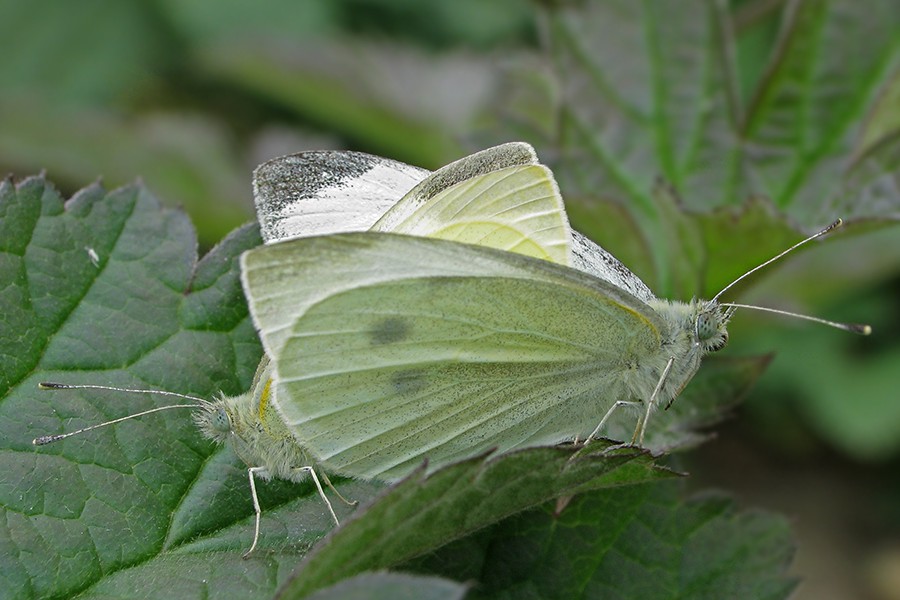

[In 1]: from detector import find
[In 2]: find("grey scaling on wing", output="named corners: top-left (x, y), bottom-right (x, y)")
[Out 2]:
top-left (253, 151), bottom-right (428, 243)
top-left (570, 231), bottom-right (656, 303)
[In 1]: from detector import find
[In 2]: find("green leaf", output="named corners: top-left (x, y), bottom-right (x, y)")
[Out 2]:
top-left (642, 354), bottom-right (772, 453)
top-left (198, 40), bottom-right (467, 169)
top-left (407, 481), bottom-right (797, 600)
top-left (0, 0), bottom-right (178, 107)
top-left (547, 0), bottom-right (900, 217)
top-left (77, 555), bottom-right (466, 600)
top-left (854, 67), bottom-right (900, 161)
top-left (0, 176), bottom-right (271, 599)
top-left (157, 0), bottom-right (338, 44)
top-left (732, 281), bottom-right (900, 460)
top-left (723, 222), bottom-right (900, 459)
top-left (279, 443), bottom-right (675, 598)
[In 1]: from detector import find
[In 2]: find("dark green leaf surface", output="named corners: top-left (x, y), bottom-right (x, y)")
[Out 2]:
top-left (78, 555), bottom-right (468, 600)
top-left (279, 443), bottom-right (674, 598)
top-left (409, 481), bottom-right (796, 600)
top-left (0, 176), bottom-right (267, 599)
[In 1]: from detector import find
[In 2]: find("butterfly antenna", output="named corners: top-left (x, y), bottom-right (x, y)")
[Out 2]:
top-left (708, 218), bottom-right (871, 335)
top-left (711, 219), bottom-right (843, 304)
top-left (718, 303), bottom-right (871, 335)
top-left (38, 382), bottom-right (206, 402)
top-left (33, 382), bottom-right (205, 446)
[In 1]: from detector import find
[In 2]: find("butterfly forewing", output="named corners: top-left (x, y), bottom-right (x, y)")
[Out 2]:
top-left (253, 151), bottom-right (428, 243)
top-left (571, 231), bottom-right (655, 303)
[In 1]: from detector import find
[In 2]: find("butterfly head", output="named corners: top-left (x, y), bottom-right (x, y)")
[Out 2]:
top-left (193, 397), bottom-right (235, 444)
top-left (695, 302), bottom-right (731, 353)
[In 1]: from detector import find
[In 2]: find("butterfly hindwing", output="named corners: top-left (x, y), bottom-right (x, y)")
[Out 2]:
top-left (376, 164), bottom-right (571, 265)
top-left (372, 142), bottom-right (538, 231)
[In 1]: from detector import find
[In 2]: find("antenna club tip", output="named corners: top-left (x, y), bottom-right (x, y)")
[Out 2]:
top-left (854, 324), bottom-right (873, 336)
top-left (38, 382), bottom-right (65, 390)
top-left (822, 218), bottom-right (843, 234)
top-left (33, 436), bottom-right (55, 446)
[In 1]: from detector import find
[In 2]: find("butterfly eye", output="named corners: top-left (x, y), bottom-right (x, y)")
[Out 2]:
top-left (696, 312), bottom-right (719, 341)
top-left (212, 406), bottom-right (232, 433)
top-left (696, 311), bottom-right (728, 352)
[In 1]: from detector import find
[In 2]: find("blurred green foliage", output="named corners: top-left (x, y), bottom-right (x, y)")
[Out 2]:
top-left (0, 0), bottom-right (535, 244)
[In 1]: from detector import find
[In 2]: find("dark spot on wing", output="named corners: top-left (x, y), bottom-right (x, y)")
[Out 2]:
top-left (391, 369), bottom-right (428, 396)
top-left (370, 317), bottom-right (410, 345)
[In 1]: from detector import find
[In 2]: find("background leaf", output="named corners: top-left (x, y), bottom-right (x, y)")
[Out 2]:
top-left (302, 572), bottom-right (469, 600)
top-left (406, 481), bottom-right (796, 600)
top-left (503, 0), bottom-right (900, 298)
top-left (280, 444), bottom-right (674, 598)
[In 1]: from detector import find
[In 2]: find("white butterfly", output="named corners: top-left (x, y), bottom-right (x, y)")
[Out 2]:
top-left (244, 144), bottom-right (863, 483)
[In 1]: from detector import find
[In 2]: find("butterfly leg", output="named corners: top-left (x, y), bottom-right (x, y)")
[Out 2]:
top-left (633, 356), bottom-right (675, 446)
top-left (243, 466), bottom-right (268, 559)
top-left (567, 401), bottom-right (641, 460)
top-left (585, 400), bottom-right (642, 446)
top-left (292, 466), bottom-right (341, 528)
top-left (320, 470), bottom-right (358, 507)
top-left (242, 466), bottom-right (342, 559)
top-left (563, 401), bottom-right (643, 460)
